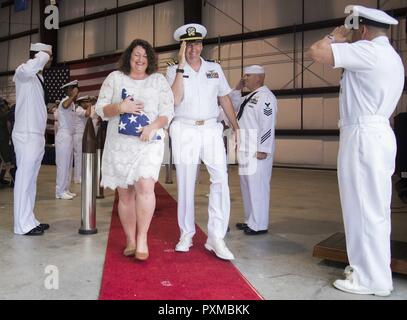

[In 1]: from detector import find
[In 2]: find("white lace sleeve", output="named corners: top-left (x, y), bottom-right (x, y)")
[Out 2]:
top-left (95, 71), bottom-right (117, 121)
top-left (157, 74), bottom-right (174, 128)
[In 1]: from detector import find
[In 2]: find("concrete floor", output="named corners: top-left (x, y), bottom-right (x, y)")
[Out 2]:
top-left (0, 165), bottom-right (406, 300)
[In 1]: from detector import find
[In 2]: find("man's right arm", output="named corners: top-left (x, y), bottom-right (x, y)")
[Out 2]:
top-left (62, 87), bottom-right (78, 109)
top-left (14, 51), bottom-right (50, 82)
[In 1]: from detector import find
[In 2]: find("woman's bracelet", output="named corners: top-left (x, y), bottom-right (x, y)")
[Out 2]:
top-left (117, 102), bottom-right (123, 114)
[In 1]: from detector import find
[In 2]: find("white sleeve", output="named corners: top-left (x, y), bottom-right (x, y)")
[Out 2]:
top-left (95, 72), bottom-right (116, 121)
top-left (331, 40), bottom-right (377, 72)
top-left (13, 51), bottom-right (50, 82)
top-left (75, 106), bottom-right (86, 118)
top-left (166, 66), bottom-right (176, 87)
top-left (157, 74), bottom-right (175, 129)
top-left (229, 89), bottom-right (243, 112)
top-left (256, 92), bottom-right (277, 154)
top-left (217, 65), bottom-right (232, 97)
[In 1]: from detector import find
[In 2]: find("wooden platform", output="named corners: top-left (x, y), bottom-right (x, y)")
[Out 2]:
top-left (313, 232), bottom-right (407, 275)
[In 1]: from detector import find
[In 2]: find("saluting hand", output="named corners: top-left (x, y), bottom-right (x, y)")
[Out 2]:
top-left (71, 87), bottom-right (79, 99)
top-left (331, 26), bottom-right (352, 43)
top-left (178, 41), bottom-right (187, 68)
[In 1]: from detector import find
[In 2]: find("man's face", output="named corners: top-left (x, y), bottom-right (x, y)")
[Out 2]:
top-left (80, 101), bottom-right (92, 109)
top-left (243, 74), bottom-right (260, 91)
top-left (185, 41), bottom-right (203, 61)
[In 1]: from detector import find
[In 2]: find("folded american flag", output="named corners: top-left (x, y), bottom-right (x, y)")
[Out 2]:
top-left (118, 88), bottom-right (161, 140)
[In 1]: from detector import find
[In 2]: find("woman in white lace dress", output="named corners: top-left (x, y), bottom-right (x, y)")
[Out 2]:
top-left (95, 39), bottom-right (174, 261)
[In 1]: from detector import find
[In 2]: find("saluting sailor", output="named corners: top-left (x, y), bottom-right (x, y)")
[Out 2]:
top-left (72, 95), bottom-right (93, 184)
top-left (229, 65), bottom-right (277, 236)
top-left (12, 43), bottom-right (52, 235)
top-left (166, 23), bottom-right (240, 260)
top-left (55, 80), bottom-right (79, 200)
top-left (309, 5), bottom-right (404, 296)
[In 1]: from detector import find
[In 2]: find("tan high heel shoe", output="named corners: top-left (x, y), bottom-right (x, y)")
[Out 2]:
top-left (123, 246), bottom-right (136, 257)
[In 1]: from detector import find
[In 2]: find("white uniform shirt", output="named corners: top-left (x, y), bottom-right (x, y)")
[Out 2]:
top-left (74, 106), bottom-right (88, 134)
top-left (230, 86), bottom-right (278, 154)
top-left (13, 51), bottom-right (50, 135)
top-left (166, 58), bottom-right (232, 120)
top-left (58, 96), bottom-right (76, 134)
top-left (331, 36), bottom-right (404, 120)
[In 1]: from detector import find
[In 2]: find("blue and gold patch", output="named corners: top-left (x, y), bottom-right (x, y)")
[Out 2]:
top-left (264, 102), bottom-right (272, 116)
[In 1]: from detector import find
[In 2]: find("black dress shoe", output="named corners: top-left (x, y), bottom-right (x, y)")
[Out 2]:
top-left (39, 223), bottom-right (50, 231)
top-left (244, 227), bottom-right (268, 235)
top-left (236, 223), bottom-right (248, 230)
top-left (24, 226), bottom-right (44, 236)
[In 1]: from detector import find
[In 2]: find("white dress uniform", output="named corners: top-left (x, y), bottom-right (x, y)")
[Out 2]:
top-left (55, 96), bottom-right (75, 197)
top-left (72, 105), bottom-right (87, 183)
top-left (230, 83), bottom-right (277, 232)
top-left (167, 57), bottom-right (233, 241)
top-left (12, 50), bottom-right (50, 234)
top-left (331, 9), bottom-right (404, 292)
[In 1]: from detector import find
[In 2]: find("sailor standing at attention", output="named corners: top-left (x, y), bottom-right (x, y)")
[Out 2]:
top-left (309, 5), bottom-right (404, 296)
top-left (229, 65), bottom-right (277, 236)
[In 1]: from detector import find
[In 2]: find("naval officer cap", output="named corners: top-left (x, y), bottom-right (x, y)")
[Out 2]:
top-left (60, 80), bottom-right (79, 89)
top-left (174, 23), bottom-right (207, 42)
top-left (30, 42), bottom-right (52, 53)
top-left (244, 65), bottom-right (265, 75)
top-left (348, 5), bottom-right (398, 29)
top-left (76, 95), bottom-right (90, 103)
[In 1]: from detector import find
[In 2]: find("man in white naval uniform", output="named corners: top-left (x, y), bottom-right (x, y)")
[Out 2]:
top-left (167, 23), bottom-right (240, 260)
top-left (12, 43), bottom-right (52, 235)
top-left (55, 80), bottom-right (79, 200)
top-left (72, 95), bottom-right (93, 184)
top-left (309, 5), bottom-right (404, 296)
top-left (229, 65), bottom-right (277, 235)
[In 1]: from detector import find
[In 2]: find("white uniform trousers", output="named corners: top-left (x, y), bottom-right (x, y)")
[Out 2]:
top-left (73, 131), bottom-right (83, 183)
top-left (238, 152), bottom-right (273, 231)
top-left (55, 129), bottom-right (73, 196)
top-left (12, 132), bottom-right (44, 234)
top-left (170, 120), bottom-right (230, 240)
top-left (338, 115), bottom-right (395, 292)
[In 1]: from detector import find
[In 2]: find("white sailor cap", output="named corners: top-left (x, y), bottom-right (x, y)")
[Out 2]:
top-left (244, 65), bottom-right (265, 75)
top-left (60, 80), bottom-right (79, 89)
top-left (30, 42), bottom-right (52, 53)
top-left (174, 23), bottom-right (207, 42)
top-left (348, 5), bottom-right (398, 29)
top-left (76, 95), bottom-right (90, 103)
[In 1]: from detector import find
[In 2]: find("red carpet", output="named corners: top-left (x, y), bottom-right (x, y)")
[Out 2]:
top-left (99, 183), bottom-right (263, 300)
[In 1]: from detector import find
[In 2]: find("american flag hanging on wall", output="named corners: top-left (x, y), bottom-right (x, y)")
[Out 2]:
top-left (69, 56), bottom-right (120, 97)
top-left (43, 65), bottom-right (70, 103)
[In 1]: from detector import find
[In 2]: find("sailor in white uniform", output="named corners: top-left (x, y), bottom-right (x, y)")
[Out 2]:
top-left (229, 65), bottom-right (277, 235)
top-left (309, 5), bottom-right (404, 296)
top-left (166, 23), bottom-right (240, 260)
top-left (72, 95), bottom-right (93, 184)
top-left (55, 80), bottom-right (79, 200)
top-left (12, 43), bottom-right (52, 235)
